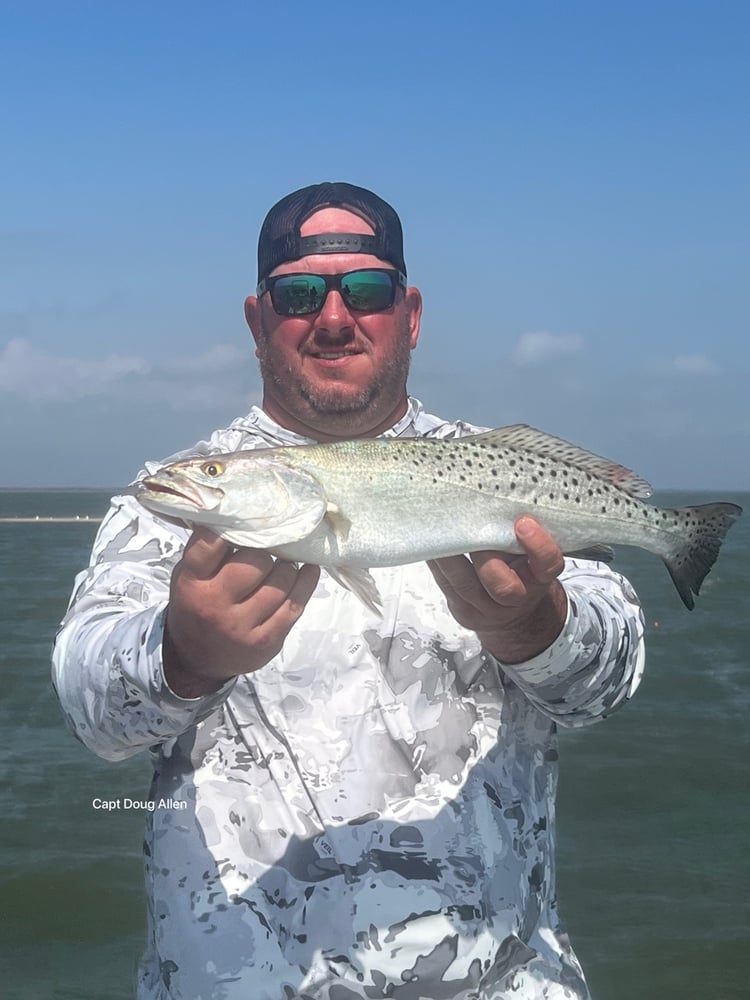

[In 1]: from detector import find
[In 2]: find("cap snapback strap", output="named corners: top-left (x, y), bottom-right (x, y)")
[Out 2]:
top-left (298, 234), bottom-right (380, 255)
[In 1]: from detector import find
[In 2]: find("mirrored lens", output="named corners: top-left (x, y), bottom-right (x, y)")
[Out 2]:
top-left (340, 270), bottom-right (395, 311)
top-left (271, 275), bottom-right (327, 316)
top-left (266, 269), bottom-right (399, 316)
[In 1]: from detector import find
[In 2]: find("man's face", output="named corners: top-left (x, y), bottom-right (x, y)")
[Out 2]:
top-left (245, 208), bottom-right (422, 440)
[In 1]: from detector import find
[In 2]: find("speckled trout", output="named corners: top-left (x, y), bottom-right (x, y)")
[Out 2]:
top-left (136, 425), bottom-right (741, 611)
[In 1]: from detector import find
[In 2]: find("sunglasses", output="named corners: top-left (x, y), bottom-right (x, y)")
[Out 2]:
top-left (256, 268), bottom-right (407, 317)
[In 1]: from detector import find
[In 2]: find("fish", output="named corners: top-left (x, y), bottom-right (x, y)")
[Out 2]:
top-left (135, 424), bottom-right (742, 612)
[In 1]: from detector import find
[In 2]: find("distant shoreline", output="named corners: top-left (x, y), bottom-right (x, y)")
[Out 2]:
top-left (0, 487), bottom-right (119, 493)
top-left (0, 516), bottom-right (103, 523)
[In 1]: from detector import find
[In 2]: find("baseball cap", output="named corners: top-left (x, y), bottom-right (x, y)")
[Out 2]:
top-left (257, 181), bottom-right (407, 284)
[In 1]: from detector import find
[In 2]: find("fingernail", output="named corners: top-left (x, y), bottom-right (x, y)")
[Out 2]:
top-left (516, 516), bottom-right (535, 537)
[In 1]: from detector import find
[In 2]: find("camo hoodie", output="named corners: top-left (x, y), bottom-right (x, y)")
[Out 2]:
top-left (52, 399), bottom-right (645, 1000)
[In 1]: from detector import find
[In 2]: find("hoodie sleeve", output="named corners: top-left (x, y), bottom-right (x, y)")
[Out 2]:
top-left (493, 558), bottom-right (646, 728)
top-left (51, 494), bottom-right (236, 762)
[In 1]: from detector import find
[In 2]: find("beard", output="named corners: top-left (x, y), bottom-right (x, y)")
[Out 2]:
top-left (256, 319), bottom-right (413, 424)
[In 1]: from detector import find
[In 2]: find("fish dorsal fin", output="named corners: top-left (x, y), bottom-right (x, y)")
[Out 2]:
top-left (468, 425), bottom-right (653, 499)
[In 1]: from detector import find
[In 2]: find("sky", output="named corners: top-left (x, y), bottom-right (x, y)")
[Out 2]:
top-left (2, 0), bottom-right (748, 488)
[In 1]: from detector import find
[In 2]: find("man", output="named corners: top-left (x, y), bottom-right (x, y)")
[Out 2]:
top-left (53, 182), bottom-right (645, 1000)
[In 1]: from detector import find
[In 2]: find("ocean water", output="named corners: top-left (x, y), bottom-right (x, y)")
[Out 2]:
top-left (1, 489), bottom-right (747, 999)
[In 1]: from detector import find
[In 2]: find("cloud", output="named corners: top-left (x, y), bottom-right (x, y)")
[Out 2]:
top-left (166, 344), bottom-right (252, 375)
top-left (511, 331), bottom-right (584, 366)
top-left (0, 337), bottom-right (257, 410)
top-left (0, 338), bottom-right (150, 401)
top-left (641, 353), bottom-right (722, 378)
top-left (672, 354), bottom-right (720, 375)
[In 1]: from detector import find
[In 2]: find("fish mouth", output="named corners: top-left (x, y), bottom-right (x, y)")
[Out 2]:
top-left (139, 476), bottom-right (220, 510)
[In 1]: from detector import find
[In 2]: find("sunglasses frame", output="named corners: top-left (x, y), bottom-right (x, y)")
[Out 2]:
top-left (257, 267), bottom-right (408, 316)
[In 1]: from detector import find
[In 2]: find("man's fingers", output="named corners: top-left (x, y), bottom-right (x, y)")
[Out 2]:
top-left (514, 516), bottom-right (565, 584)
top-left (286, 563), bottom-right (321, 613)
top-left (166, 554), bottom-right (321, 685)
top-left (223, 546), bottom-right (282, 598)
top-left (428, 555), bottom-right (479, 601)
top-left (239, 563), bottom-right (321, 659)
top-left (427, 556), bottom-right (488, 620)
top-left (434, 550), bottom-right (529, 604)
top-left (467, 550), bottom-right (530, 605)
top-left (236, 559), bottom-right (318, 619)
top-left (182, 532), bottom-right (287, 601)
top-left (180, 527), bottom-right (236, 579)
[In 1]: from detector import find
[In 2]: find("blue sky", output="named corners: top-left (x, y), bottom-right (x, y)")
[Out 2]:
top-left (2, 1), bottom-right (747, 487)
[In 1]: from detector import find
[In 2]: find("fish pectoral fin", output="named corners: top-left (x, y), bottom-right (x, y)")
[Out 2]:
top-left (324, 503), bottom-right (352, 544)
top-left (325, 566), bottom-right (383, 617)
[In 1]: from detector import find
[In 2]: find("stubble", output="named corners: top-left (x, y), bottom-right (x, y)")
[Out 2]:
top-left (256, 318), bottom-right (413, 424)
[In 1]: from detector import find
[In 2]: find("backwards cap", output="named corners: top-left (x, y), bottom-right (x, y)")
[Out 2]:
top-left (257, 181), bottom-right (406, 285)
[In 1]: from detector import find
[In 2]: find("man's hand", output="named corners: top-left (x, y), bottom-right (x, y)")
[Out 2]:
top-left (428, 515), bottom-right (568, 664)
top-left (163, 528), bottom-right (320, 697)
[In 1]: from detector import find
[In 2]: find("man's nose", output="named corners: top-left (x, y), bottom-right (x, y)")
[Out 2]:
top-left (313, 289), bottom-right (355, 336)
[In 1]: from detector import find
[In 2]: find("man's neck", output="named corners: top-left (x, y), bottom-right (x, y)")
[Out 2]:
top-left (260, 396), bottom-right (411, 442)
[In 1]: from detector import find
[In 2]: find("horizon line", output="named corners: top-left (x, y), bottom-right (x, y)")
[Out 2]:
top-left (1, 484), bottom-right (748, 494)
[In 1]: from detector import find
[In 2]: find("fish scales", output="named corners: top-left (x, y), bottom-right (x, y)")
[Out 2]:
top-left (135, 425), bottom-right (742, 611)
top-left (272, 436), bottom-right (670, 563)
top-left (269, 437), bottom-right (528, 564)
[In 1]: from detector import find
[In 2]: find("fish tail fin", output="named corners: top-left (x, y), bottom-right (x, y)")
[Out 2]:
top-left (663, 502), bottom-right (742, 609)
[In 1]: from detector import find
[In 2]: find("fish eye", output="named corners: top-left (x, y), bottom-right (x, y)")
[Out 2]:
top-left (201, 461), bottom-right (224, 478)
